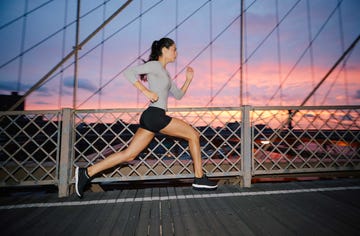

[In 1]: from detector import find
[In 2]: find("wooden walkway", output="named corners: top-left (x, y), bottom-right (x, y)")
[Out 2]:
top-left (1, 178), bottom-right (360, 236)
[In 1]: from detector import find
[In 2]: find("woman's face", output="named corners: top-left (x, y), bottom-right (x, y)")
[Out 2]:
top-left (162, 44), bottom-right (177, 62)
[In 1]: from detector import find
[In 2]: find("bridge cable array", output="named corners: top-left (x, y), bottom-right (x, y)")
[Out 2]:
top-left (0, 0), bottom-right (356, 111)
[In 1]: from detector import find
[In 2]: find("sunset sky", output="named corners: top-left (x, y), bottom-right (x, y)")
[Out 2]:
top-left (0, 0), bottom-right (359, 110)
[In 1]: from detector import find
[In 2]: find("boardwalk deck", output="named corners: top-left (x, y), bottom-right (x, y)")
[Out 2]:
top-left (1, 178), bottom-right (360, 236)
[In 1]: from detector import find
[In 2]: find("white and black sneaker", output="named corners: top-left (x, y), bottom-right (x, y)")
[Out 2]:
top-left (192, 175), bottom-right (218, 190)
top-left (75, 167), bottom-right (90, 198)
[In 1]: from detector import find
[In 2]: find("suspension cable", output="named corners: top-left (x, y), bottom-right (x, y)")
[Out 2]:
top-left (28, 0), bottom-right (164, 110)
top-left (286, 33), bottom-right (359, 123)
top-left (174, 0), bottom-right (179, 107)
top-left (78, 0), bottom-right (257, 108)
top-left (275, 0), bottom-right (283, 105)
top-left (240, 0), bottom-right (245, 106)
top-left (245, 0), bottom-right (300, 65)
top-left (306, 0), bottom-right (316, 105)
top-left (8, 0), bottom-right (133, 111)
top-left (0, 0), bottom-right (54, 31)
top-left (0, 0), bottom-right (112, 71)
top-left (321, 50), bottom-right (354, 105)
top-left (136, 0), bottom-right (143, 108)
top-left (73, 0), bottom-right (164, 70)
top-left (78, 0), bottom-right (212, 107)
top-left (266, 0), bottom-right (343, 105)
top-left (178, 0), bottom-right (257, 109)
top-left (336, 0), bottom-right (349, 105)
top-left (3, 0), bottom-right (355, 111)
top-left (300, 34), bottom-right (360, 107)
top-left (244, 2), bottom-right (249, 105)
top-left (210, 0), bottom-right (213, 106)
top-left (16, 0), bottom-right (28, 93)
top-left (98, 0), bottom-right (108, 109)
top-left (58, 0), bottom-right (69, 109)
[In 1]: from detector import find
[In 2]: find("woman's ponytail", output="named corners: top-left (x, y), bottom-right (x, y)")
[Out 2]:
top-left (140, 38), bottom-right (175, 81)
top-left (148, 38), bottom-right (174, 61)
top-left (149, 40), bottom-right (160, 61)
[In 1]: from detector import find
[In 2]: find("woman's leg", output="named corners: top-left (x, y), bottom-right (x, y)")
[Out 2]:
top-left (159, 117), bottom-right (203, 178)
top-left (87, 127), bottom-right (155, 177)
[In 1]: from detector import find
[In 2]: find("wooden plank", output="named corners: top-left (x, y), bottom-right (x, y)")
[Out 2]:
top-left (148, 188), bottom-right (161, 236)
top-left (72, 193), bottom-right (110, 235)
top-left (166, 186), bottom-right (176, 197)
top-left (265, 190), bottom-right (359, 235)
top-left (2, 192), bottom-right (61, 235)
top-left (250, 190), bottom-right (337, 235)
top-left (1, 178), bottom-right (360, 235)
top-left (123, 201), bottom-right (143, 236)
top-left (89, 190), bottom-right (122, 235)
top-left (135, 201), bottom-right (152, 236)
top-left (0, 191), bottom-right (38, 205)
top-left (322, 188), bottom-right (360, 208)
top-left (110, 189), bottom-right (139, 235)
top-left (59, 192), bottom-right (107, 235)
top-left (207, 194), bottom-right (256, 235)
top-left (95, 189), bottom-right (131, 235)
top-left (186, 192), bottom-right (222, 235)
top-left (173, 187), bottom-right (202, 235)
top-left (0, 208), bottom-right (33, 230)
top-left (143, 187), bottom-right (152, 198)
top-left (160, 200), bottom-right (174, 235)
top-left (285, 191), bottom-right (360, 234)
top-left (158, 187), bottom-right (174, 235)
top-left (166, 186), bottom-right (186, 235)
top-left (252, 179), bottom-right (360, 234)
top-left (2, 207), bottom-right (51, 235)
top-left (223, 194), bottom-right (294, 235)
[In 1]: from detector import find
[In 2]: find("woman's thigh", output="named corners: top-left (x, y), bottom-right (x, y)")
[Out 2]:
top-left (159, 117), bottom-right (198, 140)
top-left (125, 127), bottom-right (155, 156)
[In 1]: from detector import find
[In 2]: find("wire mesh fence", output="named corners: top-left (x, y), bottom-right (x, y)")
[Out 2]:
top-left (252, 106), bottom-right (360, 175)
top-left (0, 110), bottom-right (61, 186)
top-left (1, 106), bottom-right (359, 197)
top-left (72, 107), bottom-right (243, 182)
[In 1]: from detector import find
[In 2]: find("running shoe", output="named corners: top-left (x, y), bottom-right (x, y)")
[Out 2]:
top-left (192, 175), bottom-right (218, 190)
top-left (75, 167), bottom-right (90, 198)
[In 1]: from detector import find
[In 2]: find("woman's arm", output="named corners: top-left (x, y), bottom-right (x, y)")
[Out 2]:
top-left (123, 61), bottom-right (159, 102)
top-left (132, 81), bottom-right (158, 102)
top-left (180, 67), bottom-right (194, 94)
top-left (170, 66), bottom-right (194, 100)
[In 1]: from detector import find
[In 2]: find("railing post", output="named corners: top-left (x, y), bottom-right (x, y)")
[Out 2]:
top-left (58, 108), bottom-right (73, 197)
top-left (241, 105), bottom-right (252, 187)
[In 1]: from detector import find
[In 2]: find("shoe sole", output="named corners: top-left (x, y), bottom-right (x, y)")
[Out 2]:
top-left (75, 166), bottom-right (81, 197)
top-left (192, 183), bottom-right (218, 190)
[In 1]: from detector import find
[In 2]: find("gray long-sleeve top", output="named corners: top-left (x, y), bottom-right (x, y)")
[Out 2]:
top-left (123, 61), bottom-right (185, 110)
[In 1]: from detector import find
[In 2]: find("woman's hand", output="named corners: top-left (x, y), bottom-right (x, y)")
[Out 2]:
top-left (133, 81), bottom-right (158, 102)
top-left (180, 66), bottom-right (194, 94)
top-left (186, 66), bottom-right (194, 81)
top-left (145, 90), bottom-right (159, 103)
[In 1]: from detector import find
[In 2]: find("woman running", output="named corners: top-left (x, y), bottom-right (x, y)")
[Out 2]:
top-left (75, 38), bottom-right (217, 198)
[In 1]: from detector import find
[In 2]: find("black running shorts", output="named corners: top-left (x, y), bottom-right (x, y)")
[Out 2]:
top-left (139, 106), bottom-right (172, 133)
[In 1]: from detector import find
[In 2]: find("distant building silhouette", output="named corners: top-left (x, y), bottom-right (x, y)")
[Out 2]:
top-left (0, 92), bottom-right (25, 111)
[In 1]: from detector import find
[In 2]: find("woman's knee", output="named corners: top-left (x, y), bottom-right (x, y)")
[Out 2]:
top-left (122, 149), bottom-right (138, 162)
top-left (188, 128), bottom-right (200, 141)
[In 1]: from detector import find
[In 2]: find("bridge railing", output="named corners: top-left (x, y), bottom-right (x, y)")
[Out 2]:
top-left (1, 106), bottom-right (359, 197)
top-left (251, 106), bottom-right (360, 176)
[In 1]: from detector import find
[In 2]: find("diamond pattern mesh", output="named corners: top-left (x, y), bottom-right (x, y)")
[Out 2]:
top-left (72, 108), bottom-right (243, 182)
top-left (0, 111), bottom-right (60, 186)
top-left (252, 107), bottom-right (360, 175)
top-left (1, 106), bottom-right (359, 189)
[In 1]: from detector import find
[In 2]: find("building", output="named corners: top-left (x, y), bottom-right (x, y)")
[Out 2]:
top-left (0, 92), bottom-right (25, 111)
